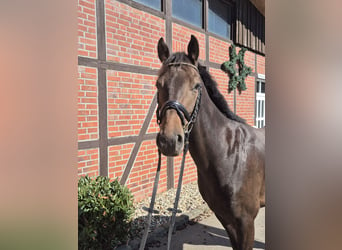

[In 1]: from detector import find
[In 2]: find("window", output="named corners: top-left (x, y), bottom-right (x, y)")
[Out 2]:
top-left (255, 78), bottom-right (265, 128)
top-left (172, 0), bottom-right (203, 27)
top-left (208, 0), bottom-right (232, 39)
top-left (133, 0), bottom-right (161, 11)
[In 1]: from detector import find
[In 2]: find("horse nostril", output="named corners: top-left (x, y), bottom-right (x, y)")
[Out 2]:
top-left (157, 133), bottom-right (183, 156)
top-left (157, 134), bottom-right (166, 146)
top-left (177, 134), bottom-right (183, 144)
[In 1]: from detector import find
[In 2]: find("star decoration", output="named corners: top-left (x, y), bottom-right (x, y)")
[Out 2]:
top-left (220, 44), bottom-right (252, 94)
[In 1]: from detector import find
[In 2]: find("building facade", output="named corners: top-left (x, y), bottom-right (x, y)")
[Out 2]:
top-left (78, 0), bottom-right (265, 201)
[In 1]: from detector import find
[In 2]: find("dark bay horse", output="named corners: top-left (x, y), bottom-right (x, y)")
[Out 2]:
top-left (155, 35), bottom-right (265, 250)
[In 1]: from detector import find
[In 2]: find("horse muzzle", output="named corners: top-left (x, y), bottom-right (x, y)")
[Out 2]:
top-left (156, 132), bottom-right (184, 156)
top-left (155, 84), bottom-right (202, 157)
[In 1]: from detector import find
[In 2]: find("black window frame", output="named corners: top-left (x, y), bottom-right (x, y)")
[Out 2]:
top-left (171, 0), bottom-right (204, 28)
top-left (118, 0), bottom-right (236, 43)
top-left (131, 0), bottom-right (162, 11)
top-left (207, 0), bottom-right (234, 40)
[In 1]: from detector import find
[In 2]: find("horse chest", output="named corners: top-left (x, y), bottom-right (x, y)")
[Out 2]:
top-left (197, 168), bottom-right (239, 213)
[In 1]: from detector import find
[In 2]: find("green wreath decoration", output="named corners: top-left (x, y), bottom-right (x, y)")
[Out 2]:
top-left (220, 44), bottom-right (252, 94)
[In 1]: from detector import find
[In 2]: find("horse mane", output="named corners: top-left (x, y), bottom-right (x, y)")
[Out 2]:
top-left (197, 64), bottom-right (246, 124)
top-left (162, 52), bottom-right (246, 124)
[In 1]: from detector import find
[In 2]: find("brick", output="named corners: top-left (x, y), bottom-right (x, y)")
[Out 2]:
top-left (78, 0), bottom-right (96, 58)
top-left (78, 148), bottom-right (99, 177)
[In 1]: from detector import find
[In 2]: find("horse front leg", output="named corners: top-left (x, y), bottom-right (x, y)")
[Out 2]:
top-left (215, 212), bottom-right (239, 250)
top-left (236, 216), bottom-right (255, 250)
top-left (225, 224), bottom-right (239, 250)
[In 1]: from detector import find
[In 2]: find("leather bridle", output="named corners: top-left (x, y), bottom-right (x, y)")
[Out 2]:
top-left (156, 62), bottom-right (202, 135)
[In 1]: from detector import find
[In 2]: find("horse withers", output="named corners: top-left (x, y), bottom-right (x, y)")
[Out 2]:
top-left (155, 35), bottom-right (265, 250)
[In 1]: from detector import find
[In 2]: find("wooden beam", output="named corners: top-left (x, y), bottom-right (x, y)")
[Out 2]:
top-left (249, 0), bottom-right (265, 16)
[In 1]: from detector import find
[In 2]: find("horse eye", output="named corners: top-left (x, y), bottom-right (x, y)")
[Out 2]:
top-left (192, 83), bottom-right (201, 90)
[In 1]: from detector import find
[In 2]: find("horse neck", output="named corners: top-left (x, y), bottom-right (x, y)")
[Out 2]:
top-left (188, 84), bottom-right (238, 163)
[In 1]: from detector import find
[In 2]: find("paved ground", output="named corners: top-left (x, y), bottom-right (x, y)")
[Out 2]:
top-left (149, 207), bottom-right (265, 250)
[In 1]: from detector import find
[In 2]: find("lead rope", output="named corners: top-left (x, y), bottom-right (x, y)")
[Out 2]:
top-left (139, 134), bottom-right (190, 250)
top-left (167, 132), bottom-right (189, 250)
top-left (139, 150), bottom-right (162, 250)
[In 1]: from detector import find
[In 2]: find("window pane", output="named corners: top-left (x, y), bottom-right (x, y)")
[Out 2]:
top-left (208, 0), bottom-right (231, 39)
top-left (256, 100), bottom-right (259, 117)
top-left (257, 81), bottom-right (260, 93)
top-left (133, 0), bottom-right (161, 11)
top-left (173, 0), bottom-right (202, 27)
top-left (261, 82), bottom-right (265, 93)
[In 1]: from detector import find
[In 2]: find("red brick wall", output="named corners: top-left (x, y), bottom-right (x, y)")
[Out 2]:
top-left (244, 50), bottom-right (256, 72)
top-left (108, 143), bottom-right (135, 179)
top-left (257, 54), bottom-right (265, 75)
top-left (78, 66), bottom-right (98, 141)
top-left (209, 36), bottom-right (230, 64)
top-left (172, 23), bottom-right (206, 61)
top-left (77, 0), bottom-right (265, 201)
top-left (105, 0), bottom-right (165, 68)
top-left (78, 148), bottom-right (99, 177)
top-left (236, 49), bottom-right (256, 125)
top-left (126, 140), bottom-right (168, 201)
top-left (107, 71), bottom-right (156, 138)
top-left (146, 106), bottom-right (159, 134)
top-left (78, 0), bottom-right (97, 58)
top-left (236, 75), bottom-right (256, 125)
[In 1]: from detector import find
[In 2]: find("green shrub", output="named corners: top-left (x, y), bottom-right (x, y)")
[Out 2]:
top-left (78, 175), bottom-right (134, 249)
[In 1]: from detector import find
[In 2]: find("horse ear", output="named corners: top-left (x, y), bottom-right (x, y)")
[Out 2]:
top-left (187, 35), bottom-right (199, 63)
top-left (157, 37), bottom-right (170, 63)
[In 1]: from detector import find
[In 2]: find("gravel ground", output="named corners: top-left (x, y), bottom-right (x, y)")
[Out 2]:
top-left (128, 182), bottom-right (211, 240)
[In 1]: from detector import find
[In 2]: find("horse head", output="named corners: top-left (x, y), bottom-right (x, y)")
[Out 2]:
top-left (155, 35), bottom-right (203, 156)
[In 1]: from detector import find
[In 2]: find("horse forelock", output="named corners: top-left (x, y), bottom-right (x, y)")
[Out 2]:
top-left (157, 52), bottom-right (193, 76)
top-left (165, 52), bottom-right (192, 64)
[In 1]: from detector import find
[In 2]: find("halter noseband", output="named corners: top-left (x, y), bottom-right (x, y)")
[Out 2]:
top-left (156, 62), bottom-right (202, 134)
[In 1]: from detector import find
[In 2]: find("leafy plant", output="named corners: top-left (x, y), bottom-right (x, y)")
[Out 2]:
top-left (78, 175), bottom-right (134, 249)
